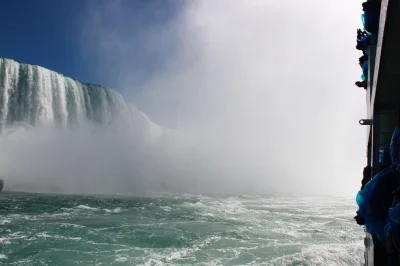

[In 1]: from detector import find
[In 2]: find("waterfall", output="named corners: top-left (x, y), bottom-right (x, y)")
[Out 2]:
top-left (0, 58), bottom-right (166, 137)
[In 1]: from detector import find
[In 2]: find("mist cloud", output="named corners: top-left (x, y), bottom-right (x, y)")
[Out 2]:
top-left (80, 0), bottom-right (369, 196)
top-left (2, 0), bottom-right (367, 197)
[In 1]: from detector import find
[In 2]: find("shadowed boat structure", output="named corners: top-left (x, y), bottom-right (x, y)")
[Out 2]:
top-left (359, 0), bottom-right (400, 265)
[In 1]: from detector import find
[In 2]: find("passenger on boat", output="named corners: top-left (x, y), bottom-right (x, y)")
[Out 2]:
top-left (354, 166), bottom-right (372, 225)
top-left (357, 148), bottom-right (391, 191)
top-left (356, 33), bottom-right (372, 52)
top-left (362, 1), bottom-right (380, 34)
top-left (362, 166), bottom-right (372, 191)
top-left (355, 53), bottom-right (369, 89)
top-left (382, 111), bottom-right (400, 262)
top-left (356, 115), bottom-right (400, 242)
top-left (356, 168), bottom-right (400, 242)
top-left (357, 29), bottom-right (368, 41)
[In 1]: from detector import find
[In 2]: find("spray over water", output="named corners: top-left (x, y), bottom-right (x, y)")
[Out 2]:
top-left (0, 58), bottom-right (167, 194)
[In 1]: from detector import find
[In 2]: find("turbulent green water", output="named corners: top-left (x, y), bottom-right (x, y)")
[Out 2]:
top-left (0, 193), bottom-right (364, 266)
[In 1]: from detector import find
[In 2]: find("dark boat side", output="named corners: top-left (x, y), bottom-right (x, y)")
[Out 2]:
top-left (358, 0), bottom-right (400, 265)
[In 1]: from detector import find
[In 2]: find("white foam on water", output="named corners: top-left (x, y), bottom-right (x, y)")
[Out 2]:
top-left (199, 212), bottom-right (215, 217)
top-left (137, 258), bottom-right (164, 266)
top-left (0, 218), bottom-right (11, 225)
top-left (165, 250), bottom-right (187, 262)
top-left (265, 242), bottom-right (364, 266)
top-left (139, 236), bottom-right (222, 265)
top-left (160, 206), bottom-right (172, 212)
top-left (0, 254), bottom-right (7, 259)
top-left (104, 207), bottom-right (124, 213)
top-left (115, 255), bottom-right (129, 262)
top-left (36, 232), bottom-right (82, 241)
top-left (0, 231), bottom-right (28, 245)
top-left (58, 223), bottom-right (86, 229)
top-left (269, 226), bottom-right (307, 239)
top-left (0, 237), bottom-right (11, 244)
top-left (182, 201), bottom-right (206, 209)
top-left (76, 205), bottom-right (99, 211)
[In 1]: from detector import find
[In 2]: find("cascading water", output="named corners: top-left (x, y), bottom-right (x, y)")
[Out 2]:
top-left (0, 58), bottom-right (157, 133)
top-left (0, 58), bottom-right (169, 194)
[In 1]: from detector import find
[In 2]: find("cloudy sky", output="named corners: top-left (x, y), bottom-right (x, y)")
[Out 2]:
top-left (0, 0), bottom-right (366, 196)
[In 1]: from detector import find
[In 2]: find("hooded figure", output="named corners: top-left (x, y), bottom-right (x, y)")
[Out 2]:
top-left (356, 169), bottom-right (400, 243)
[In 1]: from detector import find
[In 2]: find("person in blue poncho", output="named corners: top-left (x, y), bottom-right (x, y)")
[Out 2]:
top-left (355, 55), bottom-right (368, 88)
top-left (362, 166), bottom-right (372, 191)
top-left (384, 113), bottom-right (400, 263)
top-left (356, 1), bottom-right (380, 57)
top-left (356, 109), bottom-right (400, 250)
top-left (362, 1), bottom-right (380, 50)
top-left (356, 33), bottom-right (372, 52)
top-left (355, 143), bottom-right (386, 225)
top-left (362, 1), bottom-right (380, 34)
top-left (357, 29), bottom-right (368, 41)
top-left (355, 61), bottom-right (368, 89)
top-left (354, 166), bottom-right (372, 226)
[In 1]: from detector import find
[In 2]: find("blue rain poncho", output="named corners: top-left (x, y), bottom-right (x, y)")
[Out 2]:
top-left (361, 14), bottom-right (366, 30)
top-left (362, 61), bottom-right (368, 81)
top-left (357, 33), bottom-right (372, 51)
top-left (384, 128), bottom-right (400, 237)
top-left (356, 166), bottom-right (400, 242)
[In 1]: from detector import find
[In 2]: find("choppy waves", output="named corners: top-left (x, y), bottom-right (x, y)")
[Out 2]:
top-left (0, 193), bottom-right (364, 265)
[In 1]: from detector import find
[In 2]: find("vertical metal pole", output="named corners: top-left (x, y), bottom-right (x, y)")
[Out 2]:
top-left (368, 46), bottom-right (377, 104)
top-left (368, 130), bottom-right (372, 179)
top-left (372, 107), bottom-right (380, 177)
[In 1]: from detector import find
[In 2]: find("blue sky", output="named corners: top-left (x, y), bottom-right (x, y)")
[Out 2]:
top-left (0, 0), bottom-right (181, 89)
top-left (0, 1), bottom-right (84, 79)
